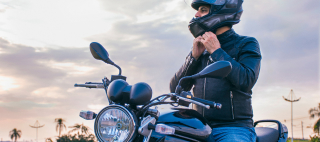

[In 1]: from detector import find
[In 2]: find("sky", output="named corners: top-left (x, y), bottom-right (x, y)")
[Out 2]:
top-left (0, 0), bottom-right (319, 141)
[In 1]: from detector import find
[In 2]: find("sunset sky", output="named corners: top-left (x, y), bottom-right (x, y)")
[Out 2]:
top-left (0, 0), bottom-right (319, 141)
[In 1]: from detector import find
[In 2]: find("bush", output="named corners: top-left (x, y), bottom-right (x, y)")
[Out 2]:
top-left (56, 133), bottom-right (96, 142)
top-left (310, 135), bottom-right (320, 142)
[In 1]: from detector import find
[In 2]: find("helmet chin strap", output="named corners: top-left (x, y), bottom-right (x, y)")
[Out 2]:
top-left (212, 28), bottom-right (218, 34)
top-left (205, 23), bottom-right (226, 35)
top-left (206, 21), bottom-right (234, 36)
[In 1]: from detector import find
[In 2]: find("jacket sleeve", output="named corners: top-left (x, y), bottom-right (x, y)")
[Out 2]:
top-left (209, 37), bottom-right (261, 93)
top-left (169, 51), bottom-right (201, 93)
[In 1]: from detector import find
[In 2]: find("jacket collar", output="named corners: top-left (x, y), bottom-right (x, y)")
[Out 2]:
top-left (217, 28), bottom-right (236, 44)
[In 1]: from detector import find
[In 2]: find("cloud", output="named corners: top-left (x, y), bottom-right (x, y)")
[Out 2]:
top-left (234, 0), bottom-right (320, 89)
top-left (0, 100), bottom-right (55, 110)
top-left (31, 87), bottom-right (65, 98)
top-left (0, 3), bottom-right (10, 13)
top-left (0, 38), bottom-right (112, 140)
top-left (0, 75), bottom-right (20, 91)
top-left (0, 0), bottom-right (120, 48)
top-left (98, 0), bottom-right (172, 18)
top-left (0, 38), bottom-right (105, 110)
top-left (85, 19), bottom-right (195, 94)
top-left (0, 0), bottom-right (319, 140)
top-left (88, 0), bottom-right (320, 91)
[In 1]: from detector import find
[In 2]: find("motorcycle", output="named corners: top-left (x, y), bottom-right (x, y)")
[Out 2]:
top-left (74, 42), bottom-right (288, 142)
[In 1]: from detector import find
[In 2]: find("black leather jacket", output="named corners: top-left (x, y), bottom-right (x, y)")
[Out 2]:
top-left (170, 29), bottom-right (261, 128)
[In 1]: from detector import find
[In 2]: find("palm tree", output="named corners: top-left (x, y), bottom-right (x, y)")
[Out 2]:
top-left (68, 123), bottom-right (91, 136)
top-left (9, 128), bottom-right (21, 142)
top-left (310, 103), bottom-right (320, 118)
top-left (309, 103), bottom-right (320, 135)
top-left (314, 119), bottom-right (320, 135)
top-left (55, 118), bottom-right (67, 137)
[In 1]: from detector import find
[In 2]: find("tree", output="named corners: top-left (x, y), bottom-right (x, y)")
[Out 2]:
top-left (309, 103), bottom-right (320, 135)
top-left (314, 119), bottom-right (320, 135)
top-left (68, 123), bottom-right (91, 136)
top-left (9, 128), bottom-right (21, 142)
top-left (310, 134), bottom-right (320, 142)
top-left (310, 103), bottom-right (320, 118)
top-left (55, 118), bottom-right (67, 137)
top-left (56, 134), bottom-right (96, 142)
top-left (46, 137), bottom-right (53, 142)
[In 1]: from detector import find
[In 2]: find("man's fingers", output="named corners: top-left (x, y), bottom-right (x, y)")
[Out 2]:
top-left (193, 37), bottom-right (201, 44)
top-left (196, 36), bottom-right (203, 41)
top-left (203, 31), bottom-right (216, 40)
top-left (206, 31), bottom-right (215, 36)
top-left (202, 34), bottom-right (208, 39)
top-left (205, 31), bottom-right (215, 36)
top-left (200, 31), bottom-right (218, 47)
top-left (200, 38), bottom-right (207, 45)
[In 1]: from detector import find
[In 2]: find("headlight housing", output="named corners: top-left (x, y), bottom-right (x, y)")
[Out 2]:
top-left (94, 105), bottom-right (137, 142)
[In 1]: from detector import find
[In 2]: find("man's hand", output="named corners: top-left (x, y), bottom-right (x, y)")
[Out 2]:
top-left (192, 36), bottom-right (205, 60)
top-left (201, 32), bottom-right (221, 54)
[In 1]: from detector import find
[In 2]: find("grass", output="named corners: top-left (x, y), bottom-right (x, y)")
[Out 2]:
top-left (286, 139), bottom-right (310, 142)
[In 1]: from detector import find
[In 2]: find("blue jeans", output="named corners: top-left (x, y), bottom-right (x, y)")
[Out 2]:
top-left (206, 127), bottom-right (256, 142)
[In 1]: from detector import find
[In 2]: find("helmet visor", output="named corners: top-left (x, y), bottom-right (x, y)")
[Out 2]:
top-left (192, 0), bottom-right (226, 5)
top-left (191, 0), bottom-right (226, 10)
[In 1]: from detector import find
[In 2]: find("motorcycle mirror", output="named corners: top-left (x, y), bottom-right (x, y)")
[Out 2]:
top-left (90, 42), bottom-right (114, 65)
top-left (175, 61), bottom-right (232, 94)
top-left (191, 61), bottom-right (232, 79)
top-left (90, 42), bottom-right (123, 75)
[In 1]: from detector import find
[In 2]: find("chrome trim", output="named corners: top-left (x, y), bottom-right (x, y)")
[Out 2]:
top-left (94, 104), bottom-right (137, 142)
top-left (230, 91), bottom-right (235, 119)
top-left (209, 56), bottom-right (213, 62)
top-left (139, 115), bottom-right (156, 142)
top-left (173, 134), bottom-right (200, 142)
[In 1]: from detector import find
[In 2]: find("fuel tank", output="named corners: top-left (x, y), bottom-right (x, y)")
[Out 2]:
top-left (149, 108), bottom-right (212, 142)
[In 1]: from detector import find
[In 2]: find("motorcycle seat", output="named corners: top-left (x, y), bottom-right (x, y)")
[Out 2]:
top-left (255, 127), bottom-right (279, 142)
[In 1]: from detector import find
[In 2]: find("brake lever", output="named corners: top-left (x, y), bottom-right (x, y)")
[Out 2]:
top-left (102, 77), bottom-right (110, 86)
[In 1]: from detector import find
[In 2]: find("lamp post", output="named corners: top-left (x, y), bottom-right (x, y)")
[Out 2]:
top-left (29, 120), bottom-right (45, 142)
top-left (283, 89), bottom-right (300, 142)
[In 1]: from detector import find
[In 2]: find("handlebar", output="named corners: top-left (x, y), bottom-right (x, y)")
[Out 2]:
top-left (75, 82), bottom-right (221, 110)
top-left (176, 96), bottom-right (210, 109)
top-left (166, 93), bottom-right (221, 109)
top-left (74, 82), bottom-right (105, 88)
top-left (190, 97), bottom-right (222, 109)
top-left (176, 91), bottom-right (222, 109)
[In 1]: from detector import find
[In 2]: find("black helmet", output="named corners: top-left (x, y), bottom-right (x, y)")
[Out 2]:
top-left (188, 0), bottom-right (243, 38)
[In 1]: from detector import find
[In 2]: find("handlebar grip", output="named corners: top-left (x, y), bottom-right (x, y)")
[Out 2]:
top-left (190, 97), bottom-right (222, 109)
top-left (177, 96), bottom-right (210, 109)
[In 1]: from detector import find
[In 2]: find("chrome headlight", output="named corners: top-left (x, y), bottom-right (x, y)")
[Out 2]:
top-left (94, 105), bottom-right (137, 142)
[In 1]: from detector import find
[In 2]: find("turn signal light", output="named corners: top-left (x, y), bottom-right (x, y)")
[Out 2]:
top-left (155, 124), bottom-right (175, 135)
top-left (79, 110), bottom-right (96, 120)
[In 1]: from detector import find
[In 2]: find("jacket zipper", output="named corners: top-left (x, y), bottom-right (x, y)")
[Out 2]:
top-left (184, 56), bottom-right (193, 77)
top-left (230, 91), bottom-right (235, 119)
top-left (203, 58), bottom-right (210, 117)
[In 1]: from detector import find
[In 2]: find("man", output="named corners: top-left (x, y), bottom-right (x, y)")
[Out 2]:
top-left (170, 0), bottom-right (261, 141)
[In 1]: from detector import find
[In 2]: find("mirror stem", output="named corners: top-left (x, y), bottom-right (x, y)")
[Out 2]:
top-left (175, 76), bottom-right (192, 94)
top-left (113, 64), bottom-right (122, 75)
